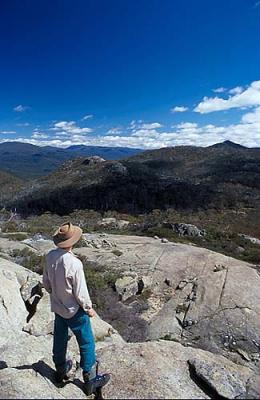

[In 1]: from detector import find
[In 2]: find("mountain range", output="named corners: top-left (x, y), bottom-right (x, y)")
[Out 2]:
top-left (3, 140), bottom-right (260, 216)
top-left (0, 142), bottom-right (142, 179)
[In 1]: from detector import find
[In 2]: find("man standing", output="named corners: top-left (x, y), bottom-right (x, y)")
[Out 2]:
top-left (43, 222), bottom-right (110, 395)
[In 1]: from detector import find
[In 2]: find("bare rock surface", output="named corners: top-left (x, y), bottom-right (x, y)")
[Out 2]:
top-left (74, 234), bottom-right (260, 371)
top-left (100, 341), bottom-right (257, 399)
top-left (0, 237), bottom-right (37, 254)
top-left (1, 234), bottom-right (260, 398)
top-left (22, 237), bottom-right (55, 254)
top-left (0, 270), bottom-right (27, 347)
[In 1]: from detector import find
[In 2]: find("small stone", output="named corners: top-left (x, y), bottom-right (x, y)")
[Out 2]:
top-left (161, 238), bottom-right (168, 243)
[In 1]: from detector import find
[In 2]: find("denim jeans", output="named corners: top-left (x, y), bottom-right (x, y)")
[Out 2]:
top-left (53, 307), bottom-right (96, 373)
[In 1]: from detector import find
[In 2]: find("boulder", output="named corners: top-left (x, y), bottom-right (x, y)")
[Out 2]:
top-left (108, 162), bottom-right (128, 175)
top-left (82, 156), bottom-right (105, 165)
top-left (82, 233), bottom-right (116, 249)
top-left (97, 218), bottom-right (129, 230)
top-left (115, 275), bottom-right (139, 301)
top-left (188, 355), bottom-right (252, 399)
top-left (173, 223), bottom-right (206, 237)
top-left (239, 234), bottom-right (260, 246)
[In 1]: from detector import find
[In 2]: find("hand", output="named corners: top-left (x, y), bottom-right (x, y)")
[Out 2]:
top-left (87, 308), bottom-right (95, 318)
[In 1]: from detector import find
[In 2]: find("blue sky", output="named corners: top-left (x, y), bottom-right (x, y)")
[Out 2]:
top-left (1, 0), bottom-right (260, 148)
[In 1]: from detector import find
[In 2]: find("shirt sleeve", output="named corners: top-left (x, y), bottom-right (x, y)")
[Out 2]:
top-left (42, 262), bottom-right (52, 294)
top-left (72, 261), bottom-right (92, 310)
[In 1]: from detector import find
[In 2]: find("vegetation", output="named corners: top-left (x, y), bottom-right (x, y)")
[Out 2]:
top-left (3, 142), bottom-right (260, 216)
top-left (1, 202), bottom-right (260, 265)
top-left (9, 248), bottom-right (45, 274)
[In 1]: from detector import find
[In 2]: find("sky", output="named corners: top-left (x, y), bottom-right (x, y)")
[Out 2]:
top-left (1, 0), bottom-right (260, 149)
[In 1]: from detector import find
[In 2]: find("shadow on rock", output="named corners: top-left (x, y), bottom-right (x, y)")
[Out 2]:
top-left (16, 360), bottom-right (87, 394)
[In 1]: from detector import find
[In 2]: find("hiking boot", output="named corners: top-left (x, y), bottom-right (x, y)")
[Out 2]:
top-left (55, 359), bottom-right (73, 383)
top-left (83, 371), bottom-right (110, 396)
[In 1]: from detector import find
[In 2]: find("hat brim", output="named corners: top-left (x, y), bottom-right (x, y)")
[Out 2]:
top-left (53, 226), bottom-right (82, 248)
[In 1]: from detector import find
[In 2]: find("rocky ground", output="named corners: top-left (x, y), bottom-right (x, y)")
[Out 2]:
top-left (0, 232), bottom-right (260, 398)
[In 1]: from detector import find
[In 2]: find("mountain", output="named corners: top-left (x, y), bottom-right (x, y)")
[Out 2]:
top-left (66, 145), bottom-right (142, 159)
top-left (0, 142), bottom-right (143, 179)
top-left (6, 142), bottom-right (260, 215)
top-left (209, 140), bottom-right (246, 149)
top-left (0, 170), bottom-right (23, 207)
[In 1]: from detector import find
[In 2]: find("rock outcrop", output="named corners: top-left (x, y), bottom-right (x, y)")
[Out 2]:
top-left (1, 233), bottom-right (260, 398)
top-left (172, 223), bottom-right (206, 237)
top-left (74, 233), bottom-right (260, 373)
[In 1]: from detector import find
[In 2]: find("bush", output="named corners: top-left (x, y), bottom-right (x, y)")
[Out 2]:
top-left (9, 248), bottom-right (45, 274)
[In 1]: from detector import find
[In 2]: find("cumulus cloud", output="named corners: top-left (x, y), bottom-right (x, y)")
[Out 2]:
top-left (13, 105), bottom-right (30, 112)
top-left (32, 132), bottom-right (49, 139)
top-left (229, 86), bottom-right (244, 95)
top-left (171, 106), bottom-right (189, 113)
top-left (140, 122), bottom-right (162, 129)
top-left (50, 121), bottom-right (92, 135)
top-left (241, 107), bottom-right (260, 124)
top-left (106, 127), bottom-right (123, 135)
top-left (4, 81), bottom-right (260, 149)
top-left (213, 87), bottom-right (226, 93)
top-left (194, 80), bottom-right (260, 113)
top-left (2, 111), bottom-right (260, 149)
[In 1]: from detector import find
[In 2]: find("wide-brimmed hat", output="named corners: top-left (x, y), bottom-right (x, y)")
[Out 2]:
top-left (53, 222), bottom-right (82, 248)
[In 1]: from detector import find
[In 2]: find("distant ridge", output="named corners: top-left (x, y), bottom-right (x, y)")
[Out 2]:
top-left (5, 139), bottom-right (260, 215)
top-left (209, 140), bottom-right (246, 149)
top-left (0, 142), bottom-right (143, 179)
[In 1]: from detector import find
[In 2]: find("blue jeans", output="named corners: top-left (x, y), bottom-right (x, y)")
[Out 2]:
top-left (53, 307), bottom-right (96, 373)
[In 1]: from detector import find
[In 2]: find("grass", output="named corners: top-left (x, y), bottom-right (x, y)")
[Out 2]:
top-left (1, 206), bottom-right (260, 264)
top-left (9, 247), bottom-right (45, 274)
top-left (7, 233), bottom-right (28, 241)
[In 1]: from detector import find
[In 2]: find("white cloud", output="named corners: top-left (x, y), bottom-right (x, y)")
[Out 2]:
top-left (82, 114), bottom-right (93, 121)
top-left (213, 87), bottom-right (226, 93)
top-left (194, 80), bottom-right (260, 113)
top-left (176, 122), bottom-right (198, 129)
top-left (50, 121), bottom-right (92, 135)
top-left (0, 130), bottom-right (16, 134)
top-left (4, 81), bottom-right (260, 149)
top-left (229, 86), bottom-right (243, 95)
top-left (241, 107), bottom-right (260, 124)
top-left (140, 122), bottom-right (162, 129)
top-left (13, 105), bottom-right (30, 112)
top-left (107, 127), bottom-right (123, 135)
top-left (32, 132), bottom-right (49, 139)
top-left (171, 106), bottom-right (189, 113)
top-left (2, 111), bottom-right (260, 150)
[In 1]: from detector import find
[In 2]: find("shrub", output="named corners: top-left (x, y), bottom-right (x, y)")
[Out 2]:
top-left (9, 248), bottom-right (45, 274)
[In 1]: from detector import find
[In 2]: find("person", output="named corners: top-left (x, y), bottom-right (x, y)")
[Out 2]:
top-left (43, 222), bottom-right (110, 395)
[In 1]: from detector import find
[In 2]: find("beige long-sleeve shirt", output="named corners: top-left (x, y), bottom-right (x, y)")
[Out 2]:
top-left (43, 248), bottom-right (92, 319)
